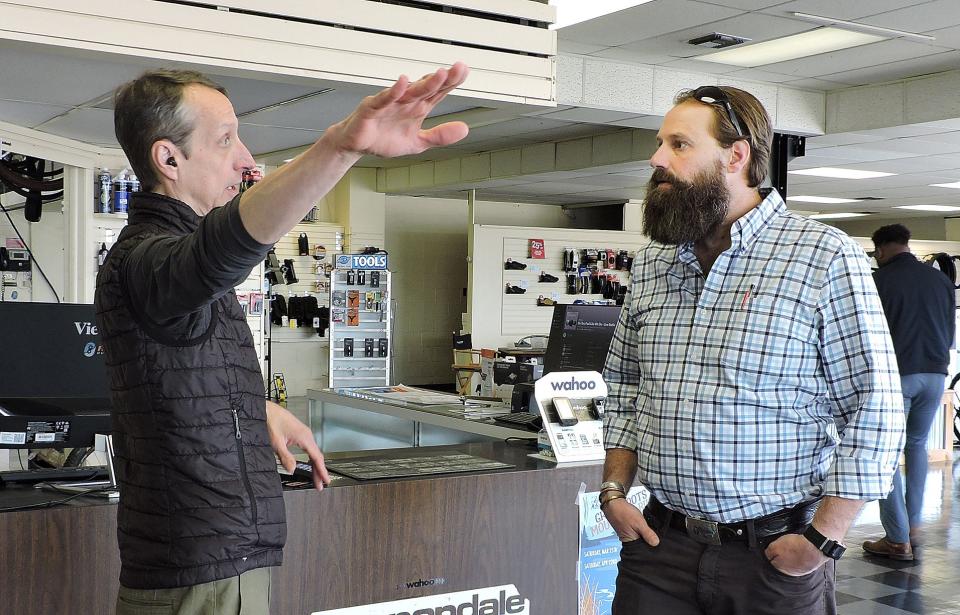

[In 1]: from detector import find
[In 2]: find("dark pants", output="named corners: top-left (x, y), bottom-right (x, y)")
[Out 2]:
top-left (612, 518), bottom-right (836, 615)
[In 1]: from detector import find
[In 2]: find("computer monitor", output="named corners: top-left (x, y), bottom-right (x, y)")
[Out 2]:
top-left (542, 304), bottom-right (622, 375)
top-left (0, 302), bottom-right (111, 449)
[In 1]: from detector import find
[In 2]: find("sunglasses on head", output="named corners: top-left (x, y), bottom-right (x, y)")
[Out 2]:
top-left (690, 86), bottom-right (749, 140)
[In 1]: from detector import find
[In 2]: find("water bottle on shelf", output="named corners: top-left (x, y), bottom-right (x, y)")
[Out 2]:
top-left (129, 174), bottom-right (140, 195)
top-left (113, 172), bottom-right (130, 214)
top-left (95, 168), bottom-right (112, 214)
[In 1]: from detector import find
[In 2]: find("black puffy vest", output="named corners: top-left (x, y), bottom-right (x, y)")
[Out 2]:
top-left (95, 194), bottom-right (284, 589)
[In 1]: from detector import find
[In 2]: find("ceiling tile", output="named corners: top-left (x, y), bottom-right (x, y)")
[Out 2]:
top-left (0, 99), bottom-right (72, 128)
top-left (213, 75), bottom-right (327, 116)
top-left (586, 12), bottom-right (813, 64)
top-left (558, 41), bottom-right (610, 55)
top-left (538, 108), bottom-right (644, 123)
top-left (761, 0), bottom-right (934, 21)
top-left (926, 23), bottom-right (960, 49)
top-left (557, 0), bottom-right (743, 47)
top-left (0, 41), bottom-right (154, 107)
top-left (698, 0), bottom-right (785, 8)
top-left (238, 123), bottom-right (322, 156)
top-left (819, 51), bottom-right (960, 87)
top-left (236, 86), bottom-right (376, 130)
top-left (759, 39), bottom-right (948, 79)
top-left (782, 77), bottom-right (856, 91)
top-left (862, 0), bottom-right (960, 33)
top-left (585, 47), bottom-right (677, 65)
top-left (35, 108), bottom-right (118, 146)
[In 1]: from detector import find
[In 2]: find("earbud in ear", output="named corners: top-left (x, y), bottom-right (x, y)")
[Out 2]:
top-left (166, 157), bottom-right (177, 167)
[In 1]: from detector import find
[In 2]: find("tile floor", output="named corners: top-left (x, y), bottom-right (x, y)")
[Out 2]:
top-left (836, 459), bottom-right (960, 614)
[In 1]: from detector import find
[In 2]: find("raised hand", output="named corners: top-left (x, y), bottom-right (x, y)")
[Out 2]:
top-left (326, 62), bottom-right (470, 159)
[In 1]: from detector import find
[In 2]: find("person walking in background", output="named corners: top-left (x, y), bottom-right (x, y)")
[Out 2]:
top-left (863, 224), bottom-right (955, 560)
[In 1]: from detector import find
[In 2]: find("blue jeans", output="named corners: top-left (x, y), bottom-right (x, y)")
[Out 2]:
top-left (878, 372), bottom-right (944, 543)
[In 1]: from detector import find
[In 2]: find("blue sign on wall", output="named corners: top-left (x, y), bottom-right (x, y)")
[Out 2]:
top-left (335, 254), bottom-right (388, 270)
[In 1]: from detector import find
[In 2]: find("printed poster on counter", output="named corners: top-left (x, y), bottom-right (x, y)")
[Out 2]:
top-left (578, 486), bottom-right (648, 615)
top-left (313, 584), bottom-right (530, 614)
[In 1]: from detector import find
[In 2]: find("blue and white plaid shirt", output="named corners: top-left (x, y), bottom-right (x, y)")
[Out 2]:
top-left (603, 189), bottom-right (905, 523)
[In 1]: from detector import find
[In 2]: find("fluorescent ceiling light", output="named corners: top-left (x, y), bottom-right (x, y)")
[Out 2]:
top-left (787, 195), bottom-right (861, 204)
top-left (550, 0), bottom-right (654, 29)
top-left (789, 167), bottom-right (896, 179)
top-left (929, 181), bottom-right (960, 189)
top-left (895, 205), bottom-right (960, 212)
top-left (695, 27), bottom-right (884, 67)
top-left (809, 212), bottom-right (870, 220)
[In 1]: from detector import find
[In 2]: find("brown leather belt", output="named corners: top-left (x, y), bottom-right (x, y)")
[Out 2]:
top-left (645, 496), bottom-right (820, 546)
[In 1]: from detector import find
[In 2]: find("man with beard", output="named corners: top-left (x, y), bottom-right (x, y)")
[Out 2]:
top-left (597, 86), bottom-right (904, 615)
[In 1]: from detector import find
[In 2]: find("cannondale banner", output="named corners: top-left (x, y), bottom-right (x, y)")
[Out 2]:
top-left (313, 585), bottom-right (530, 615)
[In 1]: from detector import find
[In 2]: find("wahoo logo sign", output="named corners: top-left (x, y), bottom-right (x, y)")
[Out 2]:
top-left (550, 376), bottom-right (597, 392)
top-left (312, 584), bottom-right (530, 615)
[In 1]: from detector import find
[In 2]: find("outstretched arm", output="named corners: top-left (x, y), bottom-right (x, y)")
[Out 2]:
top-left (239, 62), bottom-right (470, 244)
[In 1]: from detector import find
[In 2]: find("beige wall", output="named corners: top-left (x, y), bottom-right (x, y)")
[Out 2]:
top-left (384, 195), bottom-right (573, 385)
top-left (827, 216), bottom-right (947, 241)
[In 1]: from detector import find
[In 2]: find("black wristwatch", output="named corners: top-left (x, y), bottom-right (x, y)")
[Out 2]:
top-left (802, 525), bottom-right (846, 560)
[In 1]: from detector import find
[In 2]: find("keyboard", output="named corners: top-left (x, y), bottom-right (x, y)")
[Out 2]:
top-left (494, 412), bottom-right (543, 431)
top-left (0, 466), bottom-right (109, 485)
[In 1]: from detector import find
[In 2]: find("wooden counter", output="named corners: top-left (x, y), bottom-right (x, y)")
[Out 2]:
top-left (0, 441), bottom-right (601, 614)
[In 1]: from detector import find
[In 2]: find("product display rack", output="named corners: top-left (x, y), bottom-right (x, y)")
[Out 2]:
top-left (328, 255), bottom-right (391, 389)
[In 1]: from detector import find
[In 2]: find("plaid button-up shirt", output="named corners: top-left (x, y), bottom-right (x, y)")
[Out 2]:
top-left (603, 189), bottom-right (905, 523)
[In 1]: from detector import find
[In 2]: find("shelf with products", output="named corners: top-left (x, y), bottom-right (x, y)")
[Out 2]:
top-left (328, 255), bottom-right (391, 389)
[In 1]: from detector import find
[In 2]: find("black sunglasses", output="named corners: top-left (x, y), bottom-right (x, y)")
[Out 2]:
top-left (690, 86), bottom-right (749, 140)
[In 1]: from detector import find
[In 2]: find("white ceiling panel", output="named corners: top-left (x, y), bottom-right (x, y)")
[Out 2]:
top-left (862, 0), bottom-right (960, 33)
top-left (558, 41), bottom-right (610, 55)
top-left (761, 0), bottom-right (935, 21)
top-left (586, 48), bottom-right (677, 65)
top-left (0, 41), bottom-right (155, 107)
top-left (238, 123), bottom-right (323, 156)
top-left (580, 12), bottom-right (812, 63)
top-left (583, 173), bottom-right (650, 188)
top-left (723, 68), bottom-right (801, 83)
top-left (699, 0), bottom-right (785, 9)
top-left (537, 107), bottom-right (646, 123)
top-left (865, 139), bottom-right (960, 156)
top-left (35, 108), bottom-right (118, 146)
top-left (513, 181), bottom-right (612, 195)
top-left (0, 99), bottom-right (71, 128)
top-left (805, 132), bottom-right (891, 148)
top-left (926, 23), bottom-right (960, 49)
top-left (557, 0), bottom-right (743, 48)
top-left (782, 77), bottom-right (857, 91)
top-left (759, 39), bottom-right (949, 80)
top-left (820, 51), bottom-right (960, 86)
top-left (235, 86), bottom-right (377, 131)
top-left (212, 75), bottom-right (330, 116)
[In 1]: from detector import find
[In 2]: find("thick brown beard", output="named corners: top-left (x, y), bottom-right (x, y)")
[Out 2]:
top-left (642, 161), bottom-right (730, 245)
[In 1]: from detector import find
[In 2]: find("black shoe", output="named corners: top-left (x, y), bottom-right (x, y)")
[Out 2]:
top-left (539, 272), bottom-right (559, 283)
top-left (504, 259), bottom-right (527, 270)
top-left (505, 284), bottom-right (527, 294)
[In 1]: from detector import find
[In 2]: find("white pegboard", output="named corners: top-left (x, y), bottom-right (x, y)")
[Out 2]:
top-left (500, 237), bottom-right (640, 336)
top-left (471, 225), bottom-right (649, 349)
top-left (269, 221), bottom-right (343, 307)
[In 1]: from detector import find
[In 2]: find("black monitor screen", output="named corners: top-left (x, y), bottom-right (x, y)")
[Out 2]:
top-left (543, 304), bottom-right (622, 374)
top-left (0, 302), bottom-right (109, 399)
